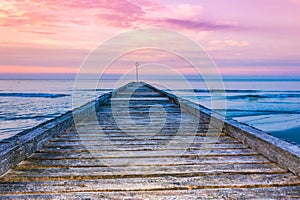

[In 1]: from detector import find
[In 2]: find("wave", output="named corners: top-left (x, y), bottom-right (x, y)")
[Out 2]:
top-left (0, 93), bottom-right (70, 98)
top-left (73, 89), bottom-right (112, 92)
top-left (194, 89), bottom-right (263, 93)
top-left (219, 108), bottom-right (300, 118)
top-left (226, 94), bottom-right (300, 100)
top-left (167, 89), bottom-right (261, 93)
top-left (169, 89), bottom-right (300, 93)
top-left (0, 113), bottom-right (61, 121)
top-left (182, 93), bottom-right (300, 100)
top-left (184, 93), bottom-right (300, 100)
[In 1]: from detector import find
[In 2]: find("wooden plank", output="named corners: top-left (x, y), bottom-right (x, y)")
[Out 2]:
top-left (1, 187), bottom-right (299, 199)
top-left (37, 143), bottom-right (247, 154)
top-left (75, 121), bottom-right (207, 125)
top-left (98, 106), bottom-right (180, 112)
top-left (8, 163), bottom-right (286, 178)
top-left (27, 149), bottom-right (258, 161)
top-left (49, 136), bottom-right (237, 143)
top-left (0, 173), bottom-right (299, 193)
top-left (17, 155), bottom-right (272, 168)
top-left (39, 144), bottom-right (243, 153)
top-left (43, 140), bottom-right (239, 149)
top-left (42, 140), bottom-right (242, 151)
top-left (51, 133), bottom-right (229, 140)
top-left (95, 114), bottom-right (197, 120)
top-left (110, 97), bottom-right (169, 100)
top-left (54, 132), bottom-right (227, 139)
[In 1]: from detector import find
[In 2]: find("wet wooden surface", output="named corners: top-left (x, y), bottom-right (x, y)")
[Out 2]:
top-left (0, 82), bottom-right (299, 199)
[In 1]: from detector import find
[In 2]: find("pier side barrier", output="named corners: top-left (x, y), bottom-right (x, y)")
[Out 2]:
top-left (142, 82), bottom-right (300, 176)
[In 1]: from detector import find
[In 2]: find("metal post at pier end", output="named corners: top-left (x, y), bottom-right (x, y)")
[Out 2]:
top-left (135, 62), bottom-right (139, 82)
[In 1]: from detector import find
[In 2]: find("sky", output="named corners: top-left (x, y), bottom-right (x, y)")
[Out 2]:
top-left (0, 0), bottom-right (300, 79)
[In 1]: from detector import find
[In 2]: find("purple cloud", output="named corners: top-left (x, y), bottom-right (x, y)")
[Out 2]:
top-left (164, 18), bottom-right (245, 31)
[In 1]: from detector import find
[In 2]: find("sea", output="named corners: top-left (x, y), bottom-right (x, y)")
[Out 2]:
top-left (0, 79), bottom-right (299, 146)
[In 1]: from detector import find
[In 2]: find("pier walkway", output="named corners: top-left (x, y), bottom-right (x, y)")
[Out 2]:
top-left (0, 82), bottom-right (299, 199)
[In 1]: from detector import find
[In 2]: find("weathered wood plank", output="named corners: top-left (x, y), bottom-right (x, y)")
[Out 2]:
top-left (43, 141), bottom-right (239, 149)
top-left (98, 106), bottom-right (181, 112)
top-left (8, 163), bottom-right (286, 178)
top-left (51, 133), bottom-right (230, 141)
top-left (54, 133), bottom-right (227, 140)
top-left (41, 141), bottom-right (243, 152)
top-left (1, 187), bottom-right (299, 199)
top-left (37, 143), bottom-right (247, 154)
top-left (0, 173), bottom-right (299, 193)
top-left (27, 149), bottom-right (258, 161)
top-left (111, 97), bottom-right (169, 101)
top-left (17, 155), bottom-right (272, 168)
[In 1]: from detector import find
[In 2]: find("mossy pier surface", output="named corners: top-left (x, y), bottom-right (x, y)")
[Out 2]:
top-left (0, 82), bottom-right (299, 199)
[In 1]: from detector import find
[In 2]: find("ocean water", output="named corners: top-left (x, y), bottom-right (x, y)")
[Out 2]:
top-left (0, 80), bottom-right (112, 140)
top-left (0, 79), bottom-right (299, 146)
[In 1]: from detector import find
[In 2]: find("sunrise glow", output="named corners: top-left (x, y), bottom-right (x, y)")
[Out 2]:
top-left (1, 0), bottom-right (300, 77)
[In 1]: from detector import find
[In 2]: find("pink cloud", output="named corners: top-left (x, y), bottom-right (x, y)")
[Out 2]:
top-left (0, 0), bottom-right (300, 77)
top-left (0, 65), bottom-right (78, 74)
top-left (220, 66), bottom-right (300, 76)
top-left (291, 0), bottom-right (300, 3)
top-left (0, 0), bottom-right (147, 31)
top-left (0, 45), bottom-right (89, 67)
top-left (0, 0), bottom-right (243, 31)
top-left (163, 18), bottom-right (244, 31)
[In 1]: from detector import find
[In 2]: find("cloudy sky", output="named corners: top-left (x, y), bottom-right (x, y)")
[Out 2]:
top-left (1, 0), bottom-right (300, 78)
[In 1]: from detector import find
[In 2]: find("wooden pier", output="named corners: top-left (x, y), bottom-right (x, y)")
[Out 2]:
top-left (0, 82), bottom-right (299, 199)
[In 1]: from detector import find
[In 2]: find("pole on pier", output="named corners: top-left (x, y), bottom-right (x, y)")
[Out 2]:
top-left (135, 62), bottom-right (139, 82)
